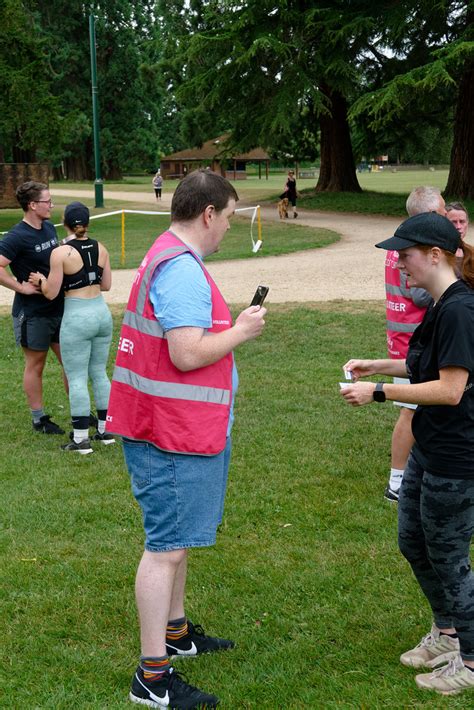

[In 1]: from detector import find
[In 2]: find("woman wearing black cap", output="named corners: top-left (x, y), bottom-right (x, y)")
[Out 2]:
top-left (341, 212), bottom-right (474, 696)
top-left (29, 201), bottom-right (113, 454)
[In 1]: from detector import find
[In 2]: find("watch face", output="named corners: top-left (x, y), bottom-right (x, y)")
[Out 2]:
top-left (373, 384), bottom-right (386, 402)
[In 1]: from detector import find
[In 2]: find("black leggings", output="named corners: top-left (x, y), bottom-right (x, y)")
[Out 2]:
top-left (398, 454), bottom-right (474, 660)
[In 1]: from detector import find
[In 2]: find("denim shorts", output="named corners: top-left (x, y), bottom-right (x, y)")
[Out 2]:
top-left (123, 438), bottom-right (232, 552)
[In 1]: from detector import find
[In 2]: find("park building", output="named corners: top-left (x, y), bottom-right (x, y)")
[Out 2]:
top-left (160, 134), bottom-right (270, 181)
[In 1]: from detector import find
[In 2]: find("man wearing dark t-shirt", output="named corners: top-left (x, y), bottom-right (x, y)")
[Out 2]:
top-left (0, 181), bottom-right (65, 434)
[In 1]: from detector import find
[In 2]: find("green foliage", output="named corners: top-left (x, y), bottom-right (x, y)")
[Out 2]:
top-left (349, 3), bottom-right (473, 181)
top-left (0, 0), bottom-right (61, 159)
top-left (0, 304), bottom-right (470, 707)
top-left (157, 1), bottom-right (376, 152)
top-left (0, 1), bottom-right (177, 176)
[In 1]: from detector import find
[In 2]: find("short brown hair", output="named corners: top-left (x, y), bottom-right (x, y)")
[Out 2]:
top-left (171, 169), bottom-right (238, 222)
top-left (16, 181), bottom-right (48, 212)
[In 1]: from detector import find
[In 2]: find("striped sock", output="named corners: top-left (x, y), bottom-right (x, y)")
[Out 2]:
top-left (140, 655), bottom-right (170, 681)
top-left (166, 617), bottom-right (189, 643)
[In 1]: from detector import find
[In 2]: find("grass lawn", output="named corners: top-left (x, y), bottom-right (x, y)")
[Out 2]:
top-left (0, 204), bottom-right (339, 270)
top-left (0, 302), bottom-right (466, 708)
top-left (48, 168), bottom-right (473, 218)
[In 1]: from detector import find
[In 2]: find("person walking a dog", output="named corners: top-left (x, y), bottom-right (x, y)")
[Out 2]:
top-left (284, 169), bottom-right (298, 218)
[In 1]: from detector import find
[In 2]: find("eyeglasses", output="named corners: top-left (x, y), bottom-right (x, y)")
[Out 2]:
top-left (34, 199), bottom-right (53, 206)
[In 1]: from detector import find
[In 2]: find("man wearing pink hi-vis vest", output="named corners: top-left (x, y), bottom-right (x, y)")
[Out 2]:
top-left (383, 186), bottom-right (446, 502)
top-left (107, 170), bottom-right (266, 709)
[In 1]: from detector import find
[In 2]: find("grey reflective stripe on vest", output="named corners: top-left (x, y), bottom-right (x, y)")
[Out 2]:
top-left (123, 309), bottom-right (164, 338)
top-left (136, 245), bottom-right (188, 315)
top-left (387, 320), bottom-right (419, 333)
top-left (113, 365), bottom-right (230, 405)
top-left (386, 283), bottom-right (410, 298)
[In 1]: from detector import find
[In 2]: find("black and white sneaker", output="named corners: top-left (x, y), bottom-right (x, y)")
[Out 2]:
top-left (33, 415), bottom-right (65, 435)
top-left (384, 484), bottom-right (399, 503)
top-left (61, 439), bottom-right (93, 455)
top-left (166, 621), bottom-right (235, 658)
top-left (130, 666), bottom-right (219, 709)
top-left (92, 431), bottom-right (115, 445)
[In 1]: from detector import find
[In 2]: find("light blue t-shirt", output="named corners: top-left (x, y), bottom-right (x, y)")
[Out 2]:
top-left (150, 251), bottom-right (238, 434)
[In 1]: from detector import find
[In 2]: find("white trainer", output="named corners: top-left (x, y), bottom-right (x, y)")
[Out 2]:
top-left (400, 625), bottom-right (460, 669)
top-left (416, 656), bottom-right (474, 695)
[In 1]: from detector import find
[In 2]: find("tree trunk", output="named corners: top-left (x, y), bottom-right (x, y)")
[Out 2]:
top-left (105, 163), bottom-right (123, 180)
top-left (445, 60), bottom-right (474, 200)
top-left (12, 143), bottom-right (36, 163)
top-left (63, 154), bottom-right (93, 181)
top-left (316, 85), bottom-right (361, 193)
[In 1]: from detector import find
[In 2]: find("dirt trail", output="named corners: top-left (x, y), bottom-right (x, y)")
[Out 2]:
top-left (0, 188), bottom-right (400, 306)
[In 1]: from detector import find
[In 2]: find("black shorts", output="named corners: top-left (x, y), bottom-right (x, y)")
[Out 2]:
top-left (13, 312), bottom-right (61, 351)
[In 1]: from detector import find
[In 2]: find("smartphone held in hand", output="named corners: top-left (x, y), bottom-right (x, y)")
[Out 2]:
top-left (250, 285), bottom-right (269, 307)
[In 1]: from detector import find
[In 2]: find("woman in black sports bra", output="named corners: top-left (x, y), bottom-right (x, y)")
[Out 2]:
top-left (29, 202), bottom-right (114, 454)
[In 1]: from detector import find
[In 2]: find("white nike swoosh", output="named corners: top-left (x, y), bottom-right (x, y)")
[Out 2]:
top-left (149, 689), bottom-right (170, 706)
top-left (136, 674), bottom-right (169, 706)
top-left (166, 640), bottom-right (198, 656)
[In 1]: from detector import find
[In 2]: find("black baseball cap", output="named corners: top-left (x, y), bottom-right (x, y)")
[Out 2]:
top-left (64, 201), bottom-right (90, 228)
top-left (375, 212), bottom-right (460, 254)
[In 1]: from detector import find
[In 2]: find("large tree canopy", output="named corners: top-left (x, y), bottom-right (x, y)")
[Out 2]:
top-left (0, 0), bottom-right (175, 179)
top-left (158, 0), bottom-right (378, 192)
top-left (0, 0), bottom-right (472, 196)
top-left (352, 1), bottom-right (474, 198)
top-left (157, 0), bottom-right (473, 198)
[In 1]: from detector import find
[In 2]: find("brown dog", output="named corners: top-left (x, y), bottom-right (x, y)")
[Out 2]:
top-left (278, 197), bottom-right (289, 219)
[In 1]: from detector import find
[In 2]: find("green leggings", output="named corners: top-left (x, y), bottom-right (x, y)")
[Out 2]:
top-left (60, 295), bottom-right (113, 419)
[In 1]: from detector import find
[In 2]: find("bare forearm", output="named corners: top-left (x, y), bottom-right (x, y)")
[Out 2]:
top-left (341, 367), bottom-right (468, 407)
top-left (383, 380), bottom-right (462, 406)
top-left (0, 266), bottom-right (23, 293)
top-left (169, 325), bottom-right (251, 371)
top-left (168, 308), bottom-right (266, 371)
top-left (371, 359), bottom-right (408, 377)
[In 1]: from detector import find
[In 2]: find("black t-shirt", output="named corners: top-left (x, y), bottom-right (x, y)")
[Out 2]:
top-left (406, 280), bottom-right (474, 478)
top-left (0, 220), bottom-right (64, 317)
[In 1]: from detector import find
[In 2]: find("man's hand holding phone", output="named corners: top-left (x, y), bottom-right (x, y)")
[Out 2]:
top-left (234, 285), bottom-right (269, 342)
top-left (250, 285), bottom-right (269, 308)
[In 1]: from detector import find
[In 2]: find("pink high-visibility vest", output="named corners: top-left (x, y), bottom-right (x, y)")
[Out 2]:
top-left (385, 249), bottom-right (426, 359)
top-left (106, 231), bottom-right (233, 455)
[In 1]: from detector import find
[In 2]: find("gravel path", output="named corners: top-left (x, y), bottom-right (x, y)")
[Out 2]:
top-left (0, 188), bottom-right (400, 307)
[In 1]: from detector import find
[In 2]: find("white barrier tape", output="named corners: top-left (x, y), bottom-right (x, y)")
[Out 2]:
top-left (1, 205), bottom-right (262, 254)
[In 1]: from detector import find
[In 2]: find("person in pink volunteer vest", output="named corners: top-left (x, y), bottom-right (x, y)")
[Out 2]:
top-left (383, 186), bottom-right (446, 502)
top-left (107, 169), bottom-right (266, 709)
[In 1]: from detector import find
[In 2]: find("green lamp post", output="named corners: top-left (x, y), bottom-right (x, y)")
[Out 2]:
top-left (89, 14), bottom-right (104, 208)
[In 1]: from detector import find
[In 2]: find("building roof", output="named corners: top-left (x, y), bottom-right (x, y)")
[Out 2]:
top-left (161, 135), bottom-right (270, 162)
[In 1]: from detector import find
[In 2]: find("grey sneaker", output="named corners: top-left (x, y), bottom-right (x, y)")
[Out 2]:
top-left (61, 439), bottom-right (93, 455)
top-left (415, 656), bottom-right (474, 695)
top-left (92, 431), bottom-right (115, 445)
top-left (400, 625), bottom-right (460, 669)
